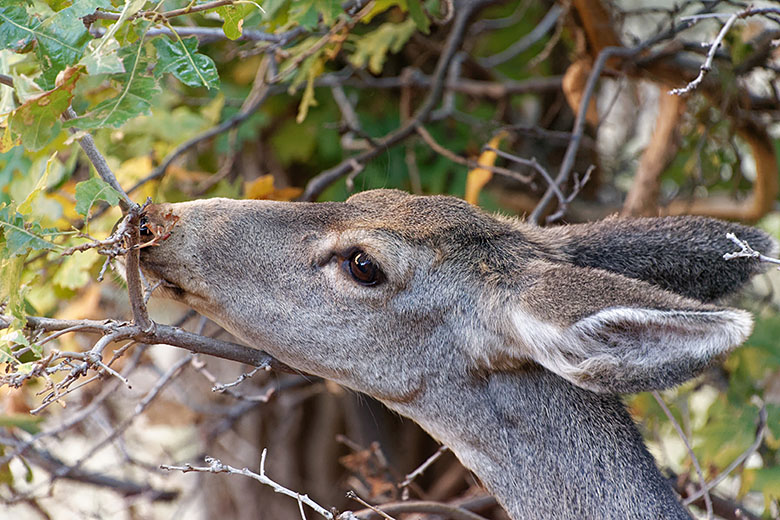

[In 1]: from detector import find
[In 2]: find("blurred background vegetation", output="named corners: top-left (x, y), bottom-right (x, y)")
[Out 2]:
top-left (1, 0), bottom-right (780, 518)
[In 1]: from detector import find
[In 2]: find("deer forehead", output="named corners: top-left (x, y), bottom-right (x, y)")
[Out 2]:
top-left (154, 191), bottom-right (545, 276)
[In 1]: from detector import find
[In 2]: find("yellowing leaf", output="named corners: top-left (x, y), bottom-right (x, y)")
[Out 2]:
top-left (9, 66), bottom-right (81, 151)
top-left (741, 467), bottom-right (780, 509)
top-left (295, 54), bottom-right (324, 123)
top-left (245, 175), bottom-right (302, 201)
top-left (53, 248), bottom-right (99, 290)
top-left (361, 0), bottom-right (404, 24)
top-left (465, 132), bottom-right (508, 205)
top-left (116, 155), bottom-right (156, 201)
top-left (0, 125), bottom-right (18, 153)
top-left (563, 59), bottom-right (599, 127)
top-left (18, 152), bottom-right (57, 215)
top-left (245, 175), bottom-right (275, 199)
top-left (167, 164), bottom-right (212, 183)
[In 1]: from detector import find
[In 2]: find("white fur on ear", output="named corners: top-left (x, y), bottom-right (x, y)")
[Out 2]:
top-left (507, 307), bottom-right (753, 393)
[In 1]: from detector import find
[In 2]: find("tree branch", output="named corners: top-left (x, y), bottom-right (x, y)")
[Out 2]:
top-left (162, 451), bottom-right (335, 520)
top-left (301, 0), bottom-right (496, 201)
top-left (529, 46), bottom-right (637, 224)
top-left (63, 108), bottom-right (135, 212)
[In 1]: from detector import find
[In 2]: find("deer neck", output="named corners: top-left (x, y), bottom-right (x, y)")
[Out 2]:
top-left (386, 365), bottom-right (691, 520)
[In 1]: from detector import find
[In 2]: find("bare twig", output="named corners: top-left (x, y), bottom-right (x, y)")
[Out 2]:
top-left (529, 46), bottom-right (636, 224)
top-left (669, 11), bottom-right (742, 96)
top-left (161, 451), bottom-right (335, 519)
top-left (545, 165), bottom-right (593, 224)
top-left (301, 0), bottom-right (495, 201)
top-left (477, 4), bottom-right (563, 68)
top-left (124, 204), bottom-right (152, 331)
top-left (1, 438), bottom-right (178, 501)
top-left (350, 500), bottom-right (490, 520)
top-left (483, 146), bottom-right (560, 198)
top-left (346, 491), bottom-right (396, 520)
top-left (399, 446), bottom-right (448, 491)
top-left (0, 313), bottom-right (286, 394)
top-left (683, 405), bottom-right (767, 505)
top-left (652, 390), bottom-right (713, 520)
top-left (86, 0), bottom-right (236, 23)
top-left (723, 233), bottom-right (780, 266)
top-left (416, 126), bottom-right (532, 183)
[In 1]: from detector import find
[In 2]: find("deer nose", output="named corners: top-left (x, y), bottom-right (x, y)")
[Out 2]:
top-left (138, 204), bottom-right (179, 245)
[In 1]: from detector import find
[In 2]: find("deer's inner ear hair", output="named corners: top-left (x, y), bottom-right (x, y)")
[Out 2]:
top-left (342, 248), bottom-right (383, 286)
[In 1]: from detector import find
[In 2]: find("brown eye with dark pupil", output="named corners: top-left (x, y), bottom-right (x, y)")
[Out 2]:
top-left (348, 250), bottom-right (380, 286)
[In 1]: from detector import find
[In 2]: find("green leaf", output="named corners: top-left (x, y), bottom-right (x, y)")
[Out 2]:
top-left (69, 0), bottom-right (114, 18)
top-left (315, 0), bottom-right (342, 25)
top-left (262, 0), bottom-right (290, 20)
top-left (153, 35), bottom-right (220, 89)
top-left (0, 4), bottom-right (92, 90)
top-left (74, 177), bottom-right (120, 217)
top-left (0, 6), bottom-right (36, 52)
top-left (696, 400), bottom-right (758, 470)
top-left (407, 0), bottom-right (430, 34)
top-left (216, 3), bottom-right (255, 40)
top-left (296, 3), bottom-right (318, 30)
top-left (350, 18), bottom-right (416, 74)
top-left (8, 66), bottom-right (81, 151)
top-left (81, 37), bottom-right (125, 75)
top-left (84, 0), bottom-right (143, 59)
top-left (64, 44), bottom-right (160, 129)
top-left (0, 414), bottom-right (42, 435)
top-left (0, 205), bottom-right (59, 257)
top-left (0, 256), bottom-right (26, 323)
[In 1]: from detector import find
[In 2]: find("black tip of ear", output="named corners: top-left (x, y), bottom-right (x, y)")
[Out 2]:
top-left (564, 217), bottom-right (776, 302)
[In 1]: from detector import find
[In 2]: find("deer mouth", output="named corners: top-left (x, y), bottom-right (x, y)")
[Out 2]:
top-left (136, 252), bottom-right (194, 301)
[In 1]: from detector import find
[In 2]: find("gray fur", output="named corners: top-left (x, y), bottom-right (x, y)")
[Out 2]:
top-left (138, 189), bottom-right (774, 519)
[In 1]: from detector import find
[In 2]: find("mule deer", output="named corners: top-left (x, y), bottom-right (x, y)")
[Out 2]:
top-left (138, 189), bottom-right (775, 519)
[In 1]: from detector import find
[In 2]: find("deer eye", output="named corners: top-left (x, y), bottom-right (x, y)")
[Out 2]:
top-left (343, 249), bottom-right (382, 286)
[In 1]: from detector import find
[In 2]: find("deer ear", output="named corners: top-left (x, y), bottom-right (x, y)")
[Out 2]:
top-left (505, 262), bottom-right (753, 393)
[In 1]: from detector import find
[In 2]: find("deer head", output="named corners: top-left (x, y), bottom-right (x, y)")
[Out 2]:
top-left (137, 189), bottom-right (774, 519)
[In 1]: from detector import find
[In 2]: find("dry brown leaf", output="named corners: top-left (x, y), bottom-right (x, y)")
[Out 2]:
top-left (562, 58), bottom-right (599, 127)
